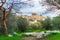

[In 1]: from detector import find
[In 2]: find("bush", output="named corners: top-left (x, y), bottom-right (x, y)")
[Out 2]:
top-left (6, 13), bottom-right (18, 34)
top-left (27, 22), bottom-right (42, 30)
top-left (17, 17), bottom-right (29, 32)
top-left (40, 17), bottom-right (52, 30)
top-left (52, 15), bottom-right (60, 30)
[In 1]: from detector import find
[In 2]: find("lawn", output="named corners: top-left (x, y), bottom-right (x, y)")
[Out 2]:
top-left (0, 30), bottom-right (43, 40)
top-left (0, 33), bottom-right (28, 40)
top-left (25, 30), bottom-right (44, 32)
top-left (0, 31), bottom-right (60, 40)
top-left (21, 33), bottom-right (60, 40)
top-left (44, 33), bottom-right (60, 40)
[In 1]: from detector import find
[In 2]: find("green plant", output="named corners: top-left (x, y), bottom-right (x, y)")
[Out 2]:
top-left (6, 13), bottom-right (17, 34)
top-left (52, 15), bottom-right (60, 30)
top-left (41, 17), bottom-right (52, 30)
top-left (27, 22), bottom-right (42, 30)
top-left (17, 17), bottom-right (29, 32)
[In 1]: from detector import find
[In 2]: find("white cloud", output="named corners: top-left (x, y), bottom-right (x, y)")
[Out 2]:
top-left (20, 0), bottom-right (47, 13)
top-left (4, 0), bottom-right (60, 17)
top-left (19, 0), bottom-right (60, 17)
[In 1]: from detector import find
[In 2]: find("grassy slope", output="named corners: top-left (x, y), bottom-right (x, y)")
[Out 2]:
top-left (0, 33), bottom-right (27, 40)
top-left (21, 33), bottom-right (60, 40)
top-left (25, 30), bottom-right (44, 32)
top-left (0, 30), bottom-right (43, 40)
top-left (0, 35), bottom-right (20, 40)
top-left (0, 31), bottom-right (60, 40)
top-left (44, 33), bottom-right (60, 40)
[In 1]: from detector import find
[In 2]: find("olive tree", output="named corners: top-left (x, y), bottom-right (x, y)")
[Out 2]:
top-left (17, 17), bottom-right (29, 32)
top-left (0, 0), bottom-right (33, 34)
top-left (41, 17), bottom-right (52, 30)
top-left (52, 15), bottom-right (60, 30)
top-left (46, 0), bottom-right (60, 8)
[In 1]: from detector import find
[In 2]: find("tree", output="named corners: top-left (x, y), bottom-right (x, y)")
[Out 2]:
top-left (17, 17), bottom-right (29, 32)
top-left (41, 17), bottom-right (52, 30)
top-left (52, 15), bottom-right (60, 30)
top-left (27, 22), bottom-right (42, 30)
top-left (0, 0), bottom-right (8, 34)
top-left (0, 0), bottom-right (32, 34)
top-left (6, 13), bottom-right (17, 34)
top-left (46, 0), bottom-right (60, 9)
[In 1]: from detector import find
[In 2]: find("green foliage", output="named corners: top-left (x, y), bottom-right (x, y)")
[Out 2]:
top-left (46, 0), bottom-right (60, 9)
top-left (52, 15), bottom-right (60, 30)
top-left (17, 17), bottom-right (29, 32)
top-left (25, 30), bottom-right (44, 32)
top-left (41, 17), bottom-right (52, 30)
top-left (0, 33), bottom-right (28, 40)
top-left (27, 22), bottom-right (42, 30)
top-left (43, 33), bottom-right (60, 40)
top-left (6, 13), bottom-right (17, 34)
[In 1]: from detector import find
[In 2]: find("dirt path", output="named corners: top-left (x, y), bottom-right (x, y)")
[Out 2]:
top-left (21, 36), bottom-right (48, 40)
top-left (22, 30), bottom-right (60, 40)
top-left (21, 37), bottom-right (37, 40)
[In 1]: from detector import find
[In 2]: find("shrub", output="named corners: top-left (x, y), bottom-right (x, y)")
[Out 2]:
top-left (52, 15), bottom-right (60, 30)
top-left (40, 17), bottom-right (52, 30)
top-left (6, 14), bottom-right (18, 34)
top-left (17, 17), bottom-right (29, 32)
top-left (27, 22), bottom-right (42, 30)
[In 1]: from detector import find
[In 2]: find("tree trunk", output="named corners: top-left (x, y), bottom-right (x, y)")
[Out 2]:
top-left (2, 9), bottom-right (8, 34)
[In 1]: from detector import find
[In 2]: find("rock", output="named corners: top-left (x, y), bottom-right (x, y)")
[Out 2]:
top-left (22, 37), bottom-right (37, 40)
top-left (37, 34), bottom-right (44, 38)
top-left (24, 32), bottom-right (33, 35)
top-left (36, 32), bottom-right (45, 38)
top-left (46, 30), bottom-right (60, 33)
top-left (8, 34), bottom-right (13, 37)
top-left (13, 32), bottom-right (17, 34)
top-left (24, 30), bottom-right (60, 39)
top-left (24, 32), bottom-right (38, 36)
top-left (44, 32), bottom-right (51, 36)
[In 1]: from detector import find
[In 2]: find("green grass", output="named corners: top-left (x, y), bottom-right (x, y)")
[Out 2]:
top-left (25, 30), bottom-right (44, 32)
top-left (44, 33), bottom-right (60, 40)
top-left (0, 30), bottom-right (60, 40)
top-left (0, 33), bottom-right (28, 40)
top-left (0, 30), bottom-right (44, 40)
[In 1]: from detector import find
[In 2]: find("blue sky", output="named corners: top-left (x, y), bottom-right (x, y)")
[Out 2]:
top-left (20, 0), bottom-right (48, 15)
top-left (19, 0), bottom-right (59, 18)
top-left (0, 0), bottom-right (60, 17)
